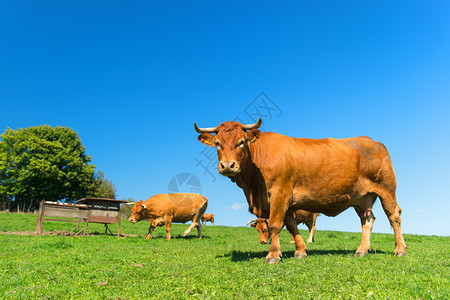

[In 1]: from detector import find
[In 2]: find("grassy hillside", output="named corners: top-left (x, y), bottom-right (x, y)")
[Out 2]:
top-left (0, 212), bottom-right (448, 299)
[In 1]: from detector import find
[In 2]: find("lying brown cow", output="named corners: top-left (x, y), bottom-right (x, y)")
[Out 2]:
top-left (247, 210), bottom-right (318, 244)
top-left (201, 213), bottom-right (214, 226)
top-left (128, 193), bottom-right (208, 240)
top-left (195, 118), bottom-right (407, 263)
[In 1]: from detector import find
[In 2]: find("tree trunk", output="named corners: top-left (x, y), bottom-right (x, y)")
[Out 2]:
top-left (27, 200), bottom-right (33, 213)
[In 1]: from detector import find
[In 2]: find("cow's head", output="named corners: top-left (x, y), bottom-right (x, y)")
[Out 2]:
top-left (128, 200), bottom-right (147, 223)
top-left (246, 218), bottom-right (270, 244)
top-left (194, 118), bottom-right (262, 177)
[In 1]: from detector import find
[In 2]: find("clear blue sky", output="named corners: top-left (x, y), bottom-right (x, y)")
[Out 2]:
top-left (1, 1), bottom-right (449, 236)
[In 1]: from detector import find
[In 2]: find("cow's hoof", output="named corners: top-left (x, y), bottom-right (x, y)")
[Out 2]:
top-left (395, 252), bottom-right (406, 257)
top-left (355, 251), bottom-right (368, 257)
top-left (265, 257), bottom-right (281, 264)
top-left (294, 253), bottom-right (307, 259)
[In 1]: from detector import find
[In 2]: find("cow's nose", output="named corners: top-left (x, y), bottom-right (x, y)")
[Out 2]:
top-left (220, 161), bottom-right (236, 170)
top-left (219, 160), bottom-right (240, 175)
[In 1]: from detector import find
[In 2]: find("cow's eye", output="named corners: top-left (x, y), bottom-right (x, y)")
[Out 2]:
top-left (215, 141), bottom-right (222, 149)
top-left (236, 140), bottom-right (245, 148)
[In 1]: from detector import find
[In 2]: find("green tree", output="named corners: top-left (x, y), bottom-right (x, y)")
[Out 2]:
top-left (119, 197), bottom-right (134, 219)
top-left (89, 170), bottom-right (117, 199)
top-left (0, 125), bottom-right (96, 211)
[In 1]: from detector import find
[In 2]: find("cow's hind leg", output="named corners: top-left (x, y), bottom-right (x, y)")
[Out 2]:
top-left (285, 214), bottom-right (307, 259)
top-left (196, 222), bottom-right (202, 238)
top-left (354, 193), bottom-right (377, 256)
top-left (183, 201), bottom-right (207, 238)
top-left (306, 214), bottom-right (318, 243)
top-left (182, 218), bottom-right (202, 238)
top-left (376, 188), bottom-right (407, 256)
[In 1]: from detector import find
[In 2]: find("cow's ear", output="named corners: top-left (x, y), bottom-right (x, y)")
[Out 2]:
top-left (198, 133), bottom-right (216, 147)
top-left (250, 223), bottom-right (256, 227)
top-left (246, 129), bottom-right (261, 144)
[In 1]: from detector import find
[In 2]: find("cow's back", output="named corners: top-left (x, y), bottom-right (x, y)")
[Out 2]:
top-left (143, 194), bottom-right (175, 218)
top-left (168, 193), bottom-right (208, 223)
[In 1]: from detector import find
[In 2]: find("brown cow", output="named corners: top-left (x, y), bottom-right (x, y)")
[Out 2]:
top-left (128, 193), bottom-right (208, 240)
top-left (201, 213), bottom-right (214, 226)
top-left (195, 118), bottom-right (407, 263)
top-left (247, 210), bottom-right (318, 244)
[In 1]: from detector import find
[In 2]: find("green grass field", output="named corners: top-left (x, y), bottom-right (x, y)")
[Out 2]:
top-left (0, 212), bottom-right (448, 299)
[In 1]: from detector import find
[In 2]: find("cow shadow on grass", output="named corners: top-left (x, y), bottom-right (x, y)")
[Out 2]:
top-left (222, 249), bottom-right (386, 262)
top-left (221, 250), bottom-right (267, 262)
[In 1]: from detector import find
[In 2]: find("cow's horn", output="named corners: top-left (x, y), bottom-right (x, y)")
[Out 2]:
top-left (194, 123), bottom-right (218, 133)
top-left (142, 204), bottom-right (147, 210)
top-left (245, 219), bottom-right (259, 227)
top-left (124, 202), bottom-right (135, 206)
top-left (243, 118), bottom-right (262, 130)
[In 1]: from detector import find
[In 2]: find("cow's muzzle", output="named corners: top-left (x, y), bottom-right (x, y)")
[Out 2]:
top-left (128, 217), bottom-right (137, 223)
top-left (218, 160), bottom-right (240, 177)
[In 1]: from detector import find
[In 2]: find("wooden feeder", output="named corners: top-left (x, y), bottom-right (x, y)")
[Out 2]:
top-left (35, 198), bottom-right (128, 236)
top-left (76, 198), bottom-right (128, 236)
top-left (35, 201), bottom-right (89, 235)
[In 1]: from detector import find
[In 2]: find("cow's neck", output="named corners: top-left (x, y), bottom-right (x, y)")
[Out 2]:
top-left (233, 146), bottom-right (269, 218)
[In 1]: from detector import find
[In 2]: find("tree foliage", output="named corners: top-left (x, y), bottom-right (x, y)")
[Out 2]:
top-left (90, 171), bottom-right (117, 199)
top-left (0, 125), bottom-right (96, 211)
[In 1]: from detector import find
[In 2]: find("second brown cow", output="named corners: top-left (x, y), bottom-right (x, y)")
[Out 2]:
top-left (247, 210), bottom-right (318, 244)
top-left (128, 193), bottom-right (208, 240)
top-left (201, 213), bottom-right (214, 226)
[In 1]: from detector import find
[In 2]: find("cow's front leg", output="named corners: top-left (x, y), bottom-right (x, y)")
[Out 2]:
top-left (306, 213), bottom-right (318, 243)
top-left (285, 214), bottom-right (307, 259)
top-left (146, 219), bottom-right (156, 239)
top-left (266, 219), bottom-right (283, 264)
top-left (145, 225), bottom-right (155, 240)
top-left (164, 215), bottom-right (173, 240)
top-left (265, 192), bottom-right (289, 264)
